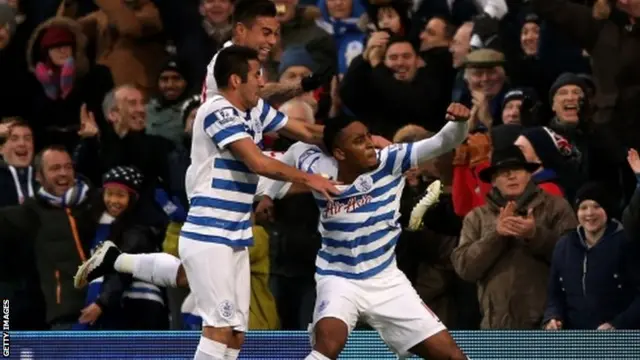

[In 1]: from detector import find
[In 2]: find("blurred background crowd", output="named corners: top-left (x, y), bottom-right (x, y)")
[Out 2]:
top-left (1, 0), bottom-right (640, 333)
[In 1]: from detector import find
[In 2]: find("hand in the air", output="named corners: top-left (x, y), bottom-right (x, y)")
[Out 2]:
top-left (445, 103), bottom-right (472, 122)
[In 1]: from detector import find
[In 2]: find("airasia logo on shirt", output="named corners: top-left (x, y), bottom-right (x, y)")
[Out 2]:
top-left (323, 195), bottom-right (373, 218)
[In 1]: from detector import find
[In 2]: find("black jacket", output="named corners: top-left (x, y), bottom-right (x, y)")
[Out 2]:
top-left (544, 222), bottom-right (640, 329)
top-left (340, 54), bottom-right (450, 139)
top-left (0, 194), bottom-right (96, 325)
top-left (0, 164), bottom-right (37, 208)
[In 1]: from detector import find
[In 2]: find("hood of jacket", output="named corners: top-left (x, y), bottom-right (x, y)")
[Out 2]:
top-left (26, 16), bottom-right (89, 76)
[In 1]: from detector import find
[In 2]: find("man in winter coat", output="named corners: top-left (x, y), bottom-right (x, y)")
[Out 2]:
top-left (452, 145), bottom-right (577, 329)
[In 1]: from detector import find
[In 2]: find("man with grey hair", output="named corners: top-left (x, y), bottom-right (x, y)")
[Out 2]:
top-left (101, 84), bottom-right (146, 138)
top-left (76, 84), bottom-right (175, 231)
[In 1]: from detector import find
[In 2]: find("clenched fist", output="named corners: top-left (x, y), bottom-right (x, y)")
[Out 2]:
top-left (445, 103), bottom-right (472, 122)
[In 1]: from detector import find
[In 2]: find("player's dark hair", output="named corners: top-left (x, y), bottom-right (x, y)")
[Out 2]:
top-left (323, 115), bottom-right (360, 153)
top-left (232, 0), bottom-right (276, 27)
top-left (214, 45), bottom-right (260, 89)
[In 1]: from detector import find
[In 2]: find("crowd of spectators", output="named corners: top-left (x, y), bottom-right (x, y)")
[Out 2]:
top-left (1, 0), bottom-right (640, 333)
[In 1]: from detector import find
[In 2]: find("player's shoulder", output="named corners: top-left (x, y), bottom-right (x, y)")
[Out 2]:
top-left (289, 141), bottom-right (322, 155)
top-left (292, 142), bottom-right (325, 163)
top-left (378, 143), bottom-right (411, 162)
top-left (383, 143), bottom-right (409, 154)
top-left (202, 97), bottom-right (239, 118)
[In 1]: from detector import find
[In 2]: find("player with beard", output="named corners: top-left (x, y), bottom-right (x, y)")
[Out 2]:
top-left (201, 0), bottom-right (328, 106)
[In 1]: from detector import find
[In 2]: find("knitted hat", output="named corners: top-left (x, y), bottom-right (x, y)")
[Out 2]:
top-left (522, 13), bottom-right (540, 25)
top-left (464, 48), bottom-right (506, 68)
top-left (102, 166), bottom-right (144, 194)
top-left (181, 95), bottom-right (201, 125)
top-left (278, 46), bottom-right (317, 78)
top-left (575, 182), bottom-right (615, 220)
top-left (548, 72), bottom-right (587, 104)
top-left (520, 126), bottom-right (575, 171)
top-left (40, 26), bottom-right (75, 51)
top-left (160, 57), bottom-right (188, 80)
top-left (491, 123), bottom-right (523, 152)
top-left (502, 89), bottom-right (525, 109)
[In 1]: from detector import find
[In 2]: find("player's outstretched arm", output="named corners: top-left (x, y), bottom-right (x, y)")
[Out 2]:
top-left (278, 118), bottom-right (325, 145)
top-left (411, 103), bottom-right (473, 166)
top-left (259, 82), bottom-right (305, 105)
top-left (229, 138), bottom-right (340, 200)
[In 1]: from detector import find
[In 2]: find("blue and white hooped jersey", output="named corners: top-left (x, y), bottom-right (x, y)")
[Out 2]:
top-left (181, 94), bottom-right (288, 247)
top-left (301, 143), bottom-right (417, 280)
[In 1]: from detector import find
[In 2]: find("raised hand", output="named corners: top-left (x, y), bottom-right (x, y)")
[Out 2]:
top-left (445, 103), bottom-right (472, 122)
top-left (627, 148), bottom-right (640, 174)
top-left (78, 103), bottom-right (99, 138)
top-left (0, 120), bottom-right (15, 138)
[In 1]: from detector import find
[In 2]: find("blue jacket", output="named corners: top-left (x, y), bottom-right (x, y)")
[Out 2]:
top-left (315, 0), bottom-right (366, 74)
top-left (544, 221), bottom-right (640, 329)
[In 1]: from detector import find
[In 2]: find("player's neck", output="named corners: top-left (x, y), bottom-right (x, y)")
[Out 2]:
top-left (337, 163), bottom-right (374, 185)
top-left (219, 89), bottom-right (248, 111)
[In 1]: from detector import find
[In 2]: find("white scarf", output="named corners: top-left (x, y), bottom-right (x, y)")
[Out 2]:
top-left (8, 165), bottom-right (34, 204)
top-left (37, 178), bottom-right (90, 208)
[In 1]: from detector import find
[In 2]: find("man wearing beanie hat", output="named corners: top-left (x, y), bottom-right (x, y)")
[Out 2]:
top-left (520, 13), bottom-right (540, 57)
top-left (278, 46), bottom-right (318, 83)
top-left (515, 126), bottom-right (584, 200)
top-left (544, 182), bottom-right (640, 330)
top-left (548, 73), bottom-right (587, 121)
top-left (501, 89), bottom-right (524, 125)
top-left (145, 57), bottom-right (189, 149)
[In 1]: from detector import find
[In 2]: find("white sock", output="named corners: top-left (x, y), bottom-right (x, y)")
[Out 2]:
top-left (114, 253), bottom-right (180, 287)
top-left (305, 350), bottom-right (331, 360)
top-left (193, 336), bottom-right (226, 360)
top-left (223, 348), bottom-right (240, 360)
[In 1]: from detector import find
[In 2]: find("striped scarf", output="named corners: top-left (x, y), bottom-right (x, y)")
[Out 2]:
top-left (34, 57), bottom-right (76, 100)
top-left (36, 178), bottom-right (89, 208)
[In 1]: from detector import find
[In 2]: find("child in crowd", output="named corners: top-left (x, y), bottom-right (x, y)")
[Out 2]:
top-left (77, 166), bottom-right (168, 330)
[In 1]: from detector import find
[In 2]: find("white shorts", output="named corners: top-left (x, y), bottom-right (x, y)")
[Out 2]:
top-left (309, 266), bottom-right (446, 357)
top-left (179, 238), bottom-right (250, 331)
